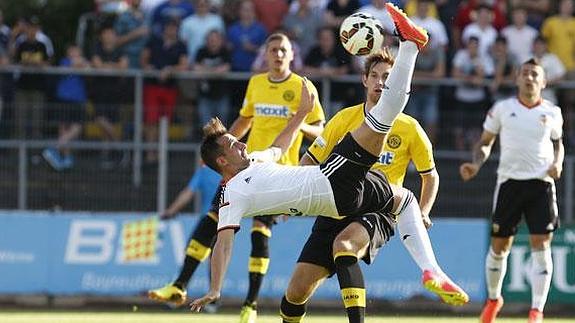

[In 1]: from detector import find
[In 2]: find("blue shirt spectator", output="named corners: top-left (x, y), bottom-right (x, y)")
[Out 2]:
top-left (56, 57), bottom-right (86, 103)
top-left (151, 0), bottom-right (194, 36)
top-left (227, 0), bottom-right (267, 71)
top-left (114, 0), bottom-right (149, 68)
top-left (186, 165), bottom-right (221, 214)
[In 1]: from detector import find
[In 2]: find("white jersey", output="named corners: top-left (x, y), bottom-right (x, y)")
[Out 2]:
top-left (483, 97), bottom-right (563, 184)
top-left (217, 161), bottom-right (338, 231)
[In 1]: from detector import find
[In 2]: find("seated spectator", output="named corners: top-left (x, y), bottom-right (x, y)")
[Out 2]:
top-left (282, 0), bottom-right (323, 58)
top-left (461, 4), bottom-right (497, 57)
top-left (227, 0), bottom-right (267, 72)
top-left (405, 35), bottom-right (445, 143)
top-left (150, 0), bottom-right (194, 36)
top-left (501, 5), bottom-right (538, 64)
top-left (489, 36), bottom-right (517, 101)
top-left (324, 0), bottom-right (360, 30)
top-left (140, 19), bottom-right (188, 164)
top-left (194, 30), bottom-right (231, 127)
top-left (179, 0), bottom-right (225, 62)
top-left (91, 26), bottom-right (129, 169)
top-left (42, 45), bottom-right (89, 171)
top-left (114, 0), bottom-right (149, 69)
top-left (252, 0), bottom-right (289, 33)
top-left (532, 36), bottom-right (566, 105)
top-left (451, 36), bottom-right (494, 151)
top-left (303, 27), bottom-right (352, 113)
top-left (13, 16), bottom-right (50, 139)
top-left (12, 16), bottom-right (54, 59)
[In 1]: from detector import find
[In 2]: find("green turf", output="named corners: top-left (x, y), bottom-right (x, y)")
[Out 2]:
top-left (0, 312), bottom-right (573, 323)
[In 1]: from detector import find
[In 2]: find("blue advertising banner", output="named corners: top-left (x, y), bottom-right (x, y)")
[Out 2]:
top-left (0, 211), bottom-right (487, 302)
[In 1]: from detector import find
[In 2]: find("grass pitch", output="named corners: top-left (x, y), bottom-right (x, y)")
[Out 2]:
top-left (0, 312), bottom-right (574, 323)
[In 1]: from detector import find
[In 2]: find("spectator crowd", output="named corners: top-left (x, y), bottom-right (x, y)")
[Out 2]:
top-left (0, 0), bottom-right (574, 165)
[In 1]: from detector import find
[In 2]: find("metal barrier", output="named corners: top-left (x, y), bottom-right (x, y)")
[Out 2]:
top-left (0, 66), bottom-right (573, 222)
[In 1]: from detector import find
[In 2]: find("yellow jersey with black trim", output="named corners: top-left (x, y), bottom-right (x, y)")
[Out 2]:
top-left (240, 73), bottom-right (325, 165)
top-left (307, 103), bottom-right (434, 186)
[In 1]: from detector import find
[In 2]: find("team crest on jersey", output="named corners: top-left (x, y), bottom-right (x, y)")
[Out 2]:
top-left (283, 90), bottom-right (295, 102)
top-left (387, 134), bottom-right (401, 149)
top-left (540, 114), bottom-right (547, 125)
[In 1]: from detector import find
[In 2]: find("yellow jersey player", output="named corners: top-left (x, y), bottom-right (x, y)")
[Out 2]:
top-left (228, 32), bottom-right (325, 323)
top-left (280, 47), bottom-right (468, 323)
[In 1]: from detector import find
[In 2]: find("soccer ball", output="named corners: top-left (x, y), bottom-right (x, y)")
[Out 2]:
top-left (339, 13), bottom-right (385, 56)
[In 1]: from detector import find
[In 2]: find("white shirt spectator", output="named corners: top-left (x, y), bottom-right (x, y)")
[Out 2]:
top-left (538, 53), bottom-right (566, 104)
top-left (179, 13), bottom-right (225, 62)
top-left (462, 23), bottom-right (497, 57)
top-left (452, 49), bottom-right (494, 102)
top-left (357, 6), bottom-right (395, 35)
top-left (289, 0), bottom-right (329, 14)
top-left (483, 97), bottom-right (563, 184)
top-left (411, 15), bottom-right (448, 49)
top-left (501, 24), bottom-right (538, 64)
top-left (15, 31), bottom-right (54, 58)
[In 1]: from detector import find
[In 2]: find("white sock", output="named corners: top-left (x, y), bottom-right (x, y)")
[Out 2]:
top-left (395, 189), bottom-right (442, 274)
top-left (530, 248), bottom-right (553, 312)
top-left (365, 41), bottom-right (419, 133)
top-left (485, 247), bottom-right (509, 300)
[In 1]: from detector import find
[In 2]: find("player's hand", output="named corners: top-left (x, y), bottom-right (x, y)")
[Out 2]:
top-left (297, 77), bottom-right (315, 115)
top-left (190, 290), bottom-right (220, 312)
top-left (421, 213), bottom-right (433, 229)
top-left (459, 163), bottom-right (479, 182)
top-left (547, 163), bottom-right (563, 180)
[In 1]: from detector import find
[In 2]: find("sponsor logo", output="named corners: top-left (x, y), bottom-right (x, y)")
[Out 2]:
top-left (244, 177), bottom-right (252, 184)
top-left (387, 134), bottom-right (401, 149)
top-left (254, 104), bottom-right (290, 118)
top-left (510, 112), bottom-right (516, 117)
top-left (343, 294), bottom-right (360, 300)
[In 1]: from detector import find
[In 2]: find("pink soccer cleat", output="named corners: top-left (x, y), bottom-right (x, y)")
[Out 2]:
top-left (528, 309), bottom-right (543, 323)
top-left (422, 270), bottom-right (469, 306)
top-left (479, 297), bottom-right (504, 323)
top-left (385, 2), bottom-right (429, 50)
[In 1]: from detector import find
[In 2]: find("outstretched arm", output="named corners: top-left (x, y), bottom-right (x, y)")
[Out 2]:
top-left (459, 130), bottom-right (497, 181)
top-left (190, 228), bottom-right (235, 312)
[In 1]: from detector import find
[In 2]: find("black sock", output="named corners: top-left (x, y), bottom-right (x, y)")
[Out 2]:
top-left (334, 253), bottom-right (365, 323)
top-left (280, 295), bottom-right (306, 323)
top-left (244, 228), bottom-right (271, 306)
top-left (174, 214), bottom-right (217, 288)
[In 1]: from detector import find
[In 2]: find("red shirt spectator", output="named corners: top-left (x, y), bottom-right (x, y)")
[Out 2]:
top-left (252, 0), bottom-right (289, 33)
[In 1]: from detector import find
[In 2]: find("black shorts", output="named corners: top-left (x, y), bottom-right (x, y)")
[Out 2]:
top-left (319, 133), bottom-right (394, 216)
top-left (297, 213), bottom-right (395, 276)
top-left (48, 101), bottom-right (85, 123)
top-left (491, 179), bottom-right (559, 237)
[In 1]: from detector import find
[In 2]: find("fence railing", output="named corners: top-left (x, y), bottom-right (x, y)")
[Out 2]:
top-left (0, 66), bottom-right (573, 223)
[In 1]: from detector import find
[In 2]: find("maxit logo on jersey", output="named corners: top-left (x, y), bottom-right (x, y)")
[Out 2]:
top-left (254, 104), bottom-right (290, 118)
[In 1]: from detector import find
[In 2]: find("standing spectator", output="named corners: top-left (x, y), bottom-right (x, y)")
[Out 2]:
top-left (501, 6), bottom-right (538, 64)
top-left (13, 16), bottom-right (54, 59)
top-left (323, 0), bottom-right (360, 30)
top-left (461, 4), bottom-right (497, 58)
top-left (357, 0), bottom-right (395, 34)
top-left (179, 0), bottom-right (225, 62)
top-left (453, 0), bottom-right (506, 49)
top-left (508, 0), bottom-right (551, 30)
top-left (303, 27), bottom-right (352, 113)
top-left (150, 0), bottom-right (194, 36)
top-left (409, 0), bottom-right (448, 50)
top-left (42, 45), bottom-right (89, 171)
top-left (194, 30), bottom-right (232, 126)
top-left (252, 0), bottom-right (289, 33)
top-left (405, 35), bottom-right (445, 143)
top-left (451, 36), bottom-right (494, 151)
top-left (227, 0), bottom-right (267, 72)
top-left (13, 16), bottom-right (49, 139)
top-left (114, 0), bottom-right (149, 69)
top-left (460, 59), bottom-right (564, 323)
top-left (532, 36), bottom-right (566, 105)
top-left (140, 19), bottom-right (188, 164)
top-left (489, 36), bottom-right (517, 102)
top-left (0, 10), bottom-right (10, 52)
top-left (91, 26), bottom-right (129, 169)
top-left (282, 0), bottom-right (323, 58)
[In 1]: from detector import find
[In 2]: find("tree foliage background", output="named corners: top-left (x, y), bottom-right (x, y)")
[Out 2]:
top-left (1, 0), bottom-right (95, 60)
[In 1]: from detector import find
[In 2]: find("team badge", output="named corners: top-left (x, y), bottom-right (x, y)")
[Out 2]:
top-left (283, 90), bottom-right (295, 102)
top-left (387, 134), bottom-right (401, 149)
top-left (540, 114), bottom-right (547, 125)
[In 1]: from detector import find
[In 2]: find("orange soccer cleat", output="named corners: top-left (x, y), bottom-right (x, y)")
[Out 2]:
top-left (385, 3), bottom-right (429, 50)
top-left (528, 309), bottom-right (544, 323)
top-left (422, 270), bottom-right (469, 306)
top-left (479, 297), bottom-right (504, 323)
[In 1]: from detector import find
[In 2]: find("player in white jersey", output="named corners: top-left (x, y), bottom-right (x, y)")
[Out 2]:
top-left (190, 3), bottom-right (431, 311)
top-left (460, 58), bottom-right (564, 323)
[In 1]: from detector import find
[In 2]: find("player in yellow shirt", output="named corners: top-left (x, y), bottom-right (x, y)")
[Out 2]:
top-left (228, 32), bottom-right (325, 323)
top-left (279, 48), bottom-right (468, 323)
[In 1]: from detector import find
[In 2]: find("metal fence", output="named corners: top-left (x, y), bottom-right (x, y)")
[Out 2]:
top-left (0, 66), bottom-right (573, 223)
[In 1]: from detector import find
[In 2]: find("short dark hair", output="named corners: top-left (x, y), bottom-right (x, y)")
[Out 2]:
top-left (265, 32), bottom-right (289, 47)
top-left (363, 47), bottom-right (395, 77)
top-left (522, 57), bottom-right (542, 67)
top-left (200, 118), bottom-right (228, 173)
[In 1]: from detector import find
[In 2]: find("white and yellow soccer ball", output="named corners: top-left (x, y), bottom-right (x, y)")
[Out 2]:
top-left (339, 12), bottom-right (385, 56)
